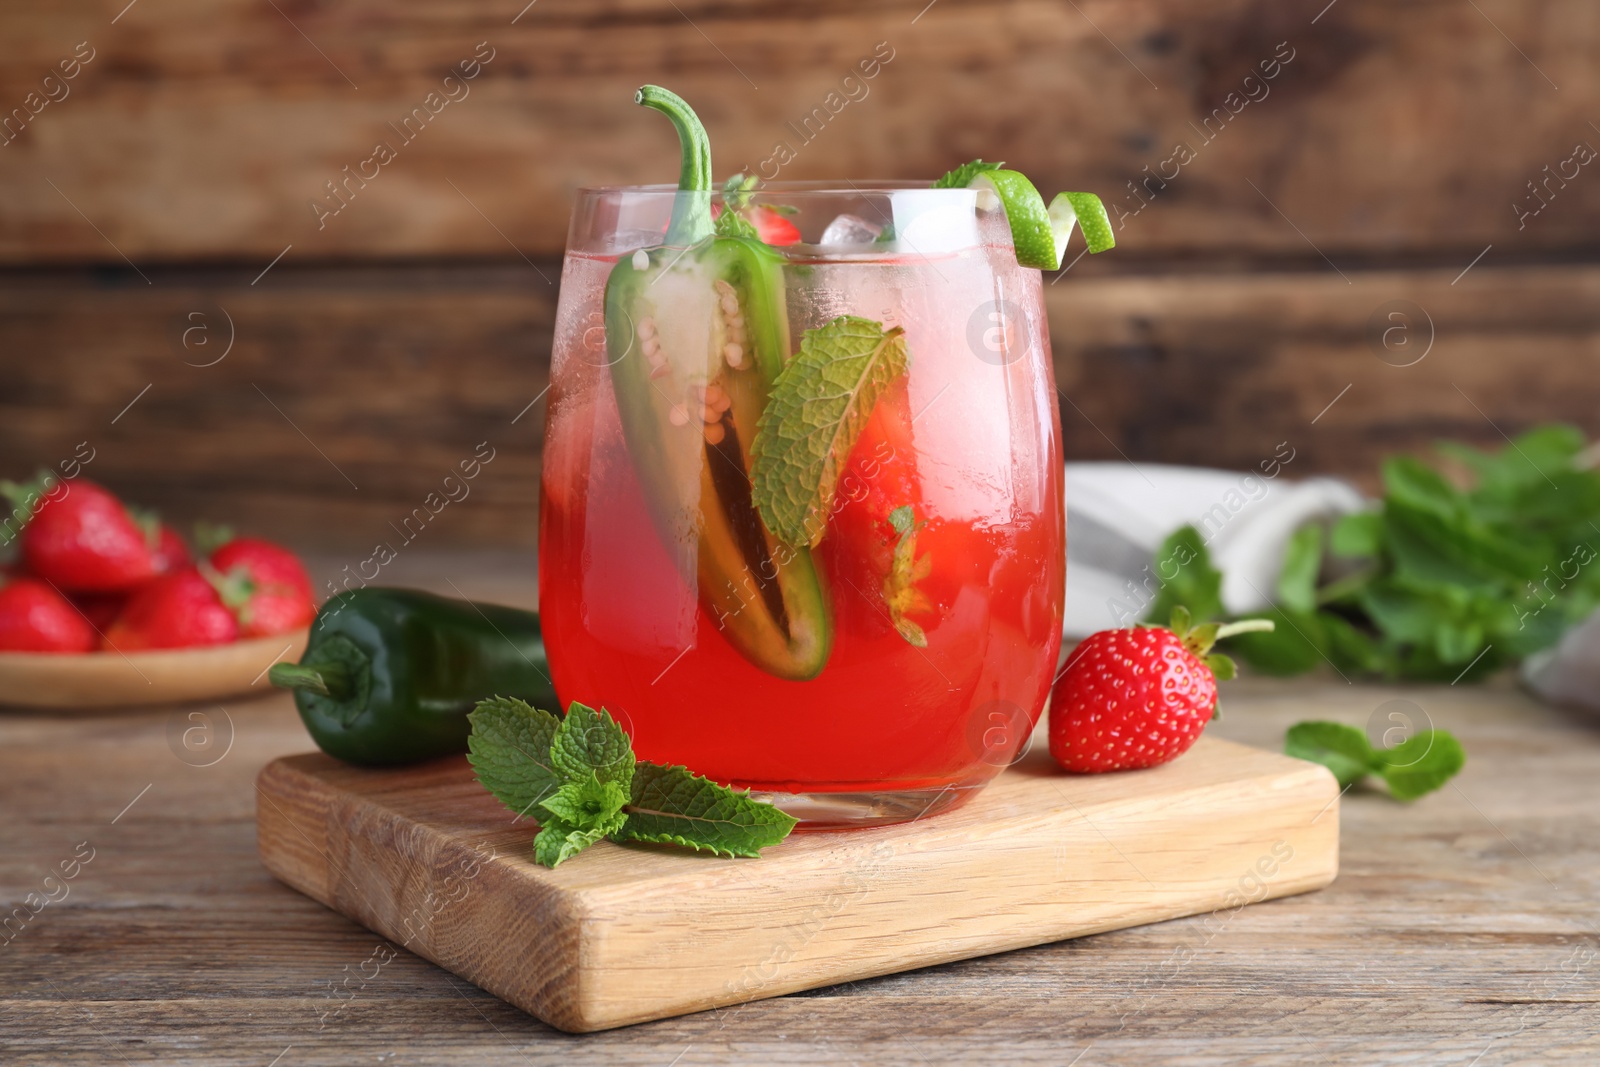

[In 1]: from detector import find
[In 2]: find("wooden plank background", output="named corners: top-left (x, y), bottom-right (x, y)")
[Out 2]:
top-left (1, 0), bottom-right (1596, 548)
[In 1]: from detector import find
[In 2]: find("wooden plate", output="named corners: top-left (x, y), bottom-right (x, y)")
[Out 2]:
top-left (0, 629), bottom-right (309, 709)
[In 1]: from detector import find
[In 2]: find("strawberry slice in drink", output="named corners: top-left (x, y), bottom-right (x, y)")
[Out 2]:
top-left (818, 379), bottom-right (948, 645)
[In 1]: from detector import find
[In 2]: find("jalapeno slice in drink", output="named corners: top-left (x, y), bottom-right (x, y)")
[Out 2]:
top-left (603, 86), bottom-right (832, 681)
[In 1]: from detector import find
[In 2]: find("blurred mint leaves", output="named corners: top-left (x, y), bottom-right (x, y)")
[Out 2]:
top-left (1144, 424), bottom-right (1600, 681)
top-left (1285, 720), bottom-right (1465, 800)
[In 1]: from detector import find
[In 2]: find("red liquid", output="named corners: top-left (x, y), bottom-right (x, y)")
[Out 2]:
top-left (540, 249), bottom-right (1064, 796)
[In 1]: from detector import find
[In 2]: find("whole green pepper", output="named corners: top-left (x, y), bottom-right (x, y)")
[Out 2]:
top-left (605, 86), bottom-right (832, 681)
top-left (268, 588), bottom-right (558, 766)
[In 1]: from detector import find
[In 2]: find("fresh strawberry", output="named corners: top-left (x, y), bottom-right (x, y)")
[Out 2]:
top-left (708, 203), bottom-right (802, 246)
top-left (0, 578), bottom-right (96, 653)
top-left (208, 537), bottom-right (312, 598)
top-left (71, 592), bottom-right (128, 631)
top-left (1048, 608), bottom-right (1273, 773)
top-left (750, 206), bottom-right (801, 246)
top-left (103, 568), bottom-right (239, 651)
top-left (149, 522), bottom-right (191, 575)
top-left (207, 537), bottom-right (315, 636)
top-left (3, 476), bottom-right (164, 593)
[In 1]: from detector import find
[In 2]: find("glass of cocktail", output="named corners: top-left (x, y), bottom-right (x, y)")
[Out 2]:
top-left (541, 87), bottom-right (1111, 827)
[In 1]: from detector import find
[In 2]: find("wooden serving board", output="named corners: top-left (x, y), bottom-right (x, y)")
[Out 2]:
top-left (0, 628), bottom-right (309, 709)
top-left (257, 736), bottom-right (1339, 1033)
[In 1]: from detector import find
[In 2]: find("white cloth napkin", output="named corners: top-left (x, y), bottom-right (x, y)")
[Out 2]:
top-left (1063, 462), bottom-right (1367, 637)
top-left (1521, 614), bottom-right (1600, 712)
top-left (1060, 462), bottom-right (1600, 712)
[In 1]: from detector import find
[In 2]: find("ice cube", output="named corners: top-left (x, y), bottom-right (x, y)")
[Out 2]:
top-left (818, 214), bottom-right (883, 246)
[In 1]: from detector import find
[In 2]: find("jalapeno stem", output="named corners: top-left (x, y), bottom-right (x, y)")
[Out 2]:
top-left (269, 661), bottom-right (349, 699)
top-left (636, 84), bottom-right (713, 246)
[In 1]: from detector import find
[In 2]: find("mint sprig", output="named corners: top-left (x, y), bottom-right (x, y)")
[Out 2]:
top-left (933, 159), bottom-right (1004, 189)
top-left (1285, 720), bottom-right (1465, 800)
top-left (1147, 424), bottom-right (1600, 681)
top-left (469, 697), bottom-right (798, 867)
top-left (749, 315), bottom-right (910, 547)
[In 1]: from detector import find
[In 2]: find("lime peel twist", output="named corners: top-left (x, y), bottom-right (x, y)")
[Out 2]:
top-left (936, 159), bottom-right (1115, 270)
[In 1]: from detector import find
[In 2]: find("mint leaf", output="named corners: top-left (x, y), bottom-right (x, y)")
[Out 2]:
top-left (1230, 610), bottom-right (1328, 676)
top-left (551, 702), bottom-right (635, 789)
top-left (1318, 611), bottom-right (1386, 674)
top-left (934, 159), bottom-right (1004, 189)
top-left (614, 762), bottom-right (798, 858)
top-left (1276, 524), bottom-right (1323, 615)
top-left (1374, 730), bottom-right (1465, 800)
top-left (538, 773), bottom-right (630, 832)
top-left (533, 817), bottom-right (612, 868)
top-left (1440, 424), bottom-right (1581, 494)
top-left (467, 697), bottom-right (563, 820)
top-left (1284, 721), bottom-right (1374, 789)
top-left (1285, 720), bottom-right (1465, 800)
top-left (1143, 526), bottom-right (1225, 625)
top-left (750, 316), bottom-right (910, 547)
top-left (1330, 511), bottom-right (1382, 558)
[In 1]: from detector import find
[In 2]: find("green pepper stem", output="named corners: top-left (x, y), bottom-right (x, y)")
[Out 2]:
top-left (269, 661), bottom-right (349, 699)
top-left (636, 84), bottom-right (713, 245)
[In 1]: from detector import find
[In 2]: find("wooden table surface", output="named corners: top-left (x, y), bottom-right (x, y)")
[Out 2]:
top-left (3, 554), bottom-right (1597, 1066)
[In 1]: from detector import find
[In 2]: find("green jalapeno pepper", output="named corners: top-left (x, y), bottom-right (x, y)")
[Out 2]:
top-left (605, 86), bottom-right (832, 681)
top-left (268, 588), bottom-right (558, 766)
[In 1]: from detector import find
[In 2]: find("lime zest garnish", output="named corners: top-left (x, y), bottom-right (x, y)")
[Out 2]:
top-left (934, 158), bottom-right (1117, 269)
top-left (1048, 192), bottom-right (1116, 257)
top-left (967, 169), bottom-right (1058, 269)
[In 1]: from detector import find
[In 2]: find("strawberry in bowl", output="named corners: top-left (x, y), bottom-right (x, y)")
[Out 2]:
top-left (4, 477), bottom-right (186, 593)
top-left (0, 578), bottom-right (97, 653)
top-left (204, 533), bottom-right (316, 638)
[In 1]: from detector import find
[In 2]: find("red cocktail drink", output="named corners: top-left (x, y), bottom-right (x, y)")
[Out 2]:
top-left (540, 88), bottom-right (1097, 826)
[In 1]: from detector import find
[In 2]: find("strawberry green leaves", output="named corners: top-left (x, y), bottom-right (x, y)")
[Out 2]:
top-left (1162, 604), bottom-right (1273, 685)
top-left (750, 316), bottom-right (910, 547)
top-left (1284, 720), bottom-right (1465, 800)
top-left (884, 505), bottom-right (933, 647)
top-left (469, 697), bottom-right (798, 867)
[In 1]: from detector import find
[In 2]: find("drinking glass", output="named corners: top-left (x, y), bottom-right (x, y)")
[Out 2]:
top-left (540, 182), bottom-right (1063, 827)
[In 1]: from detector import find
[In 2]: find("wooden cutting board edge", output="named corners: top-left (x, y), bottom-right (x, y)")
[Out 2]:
top-left (257, 739), bottom-right (1340, 1032)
